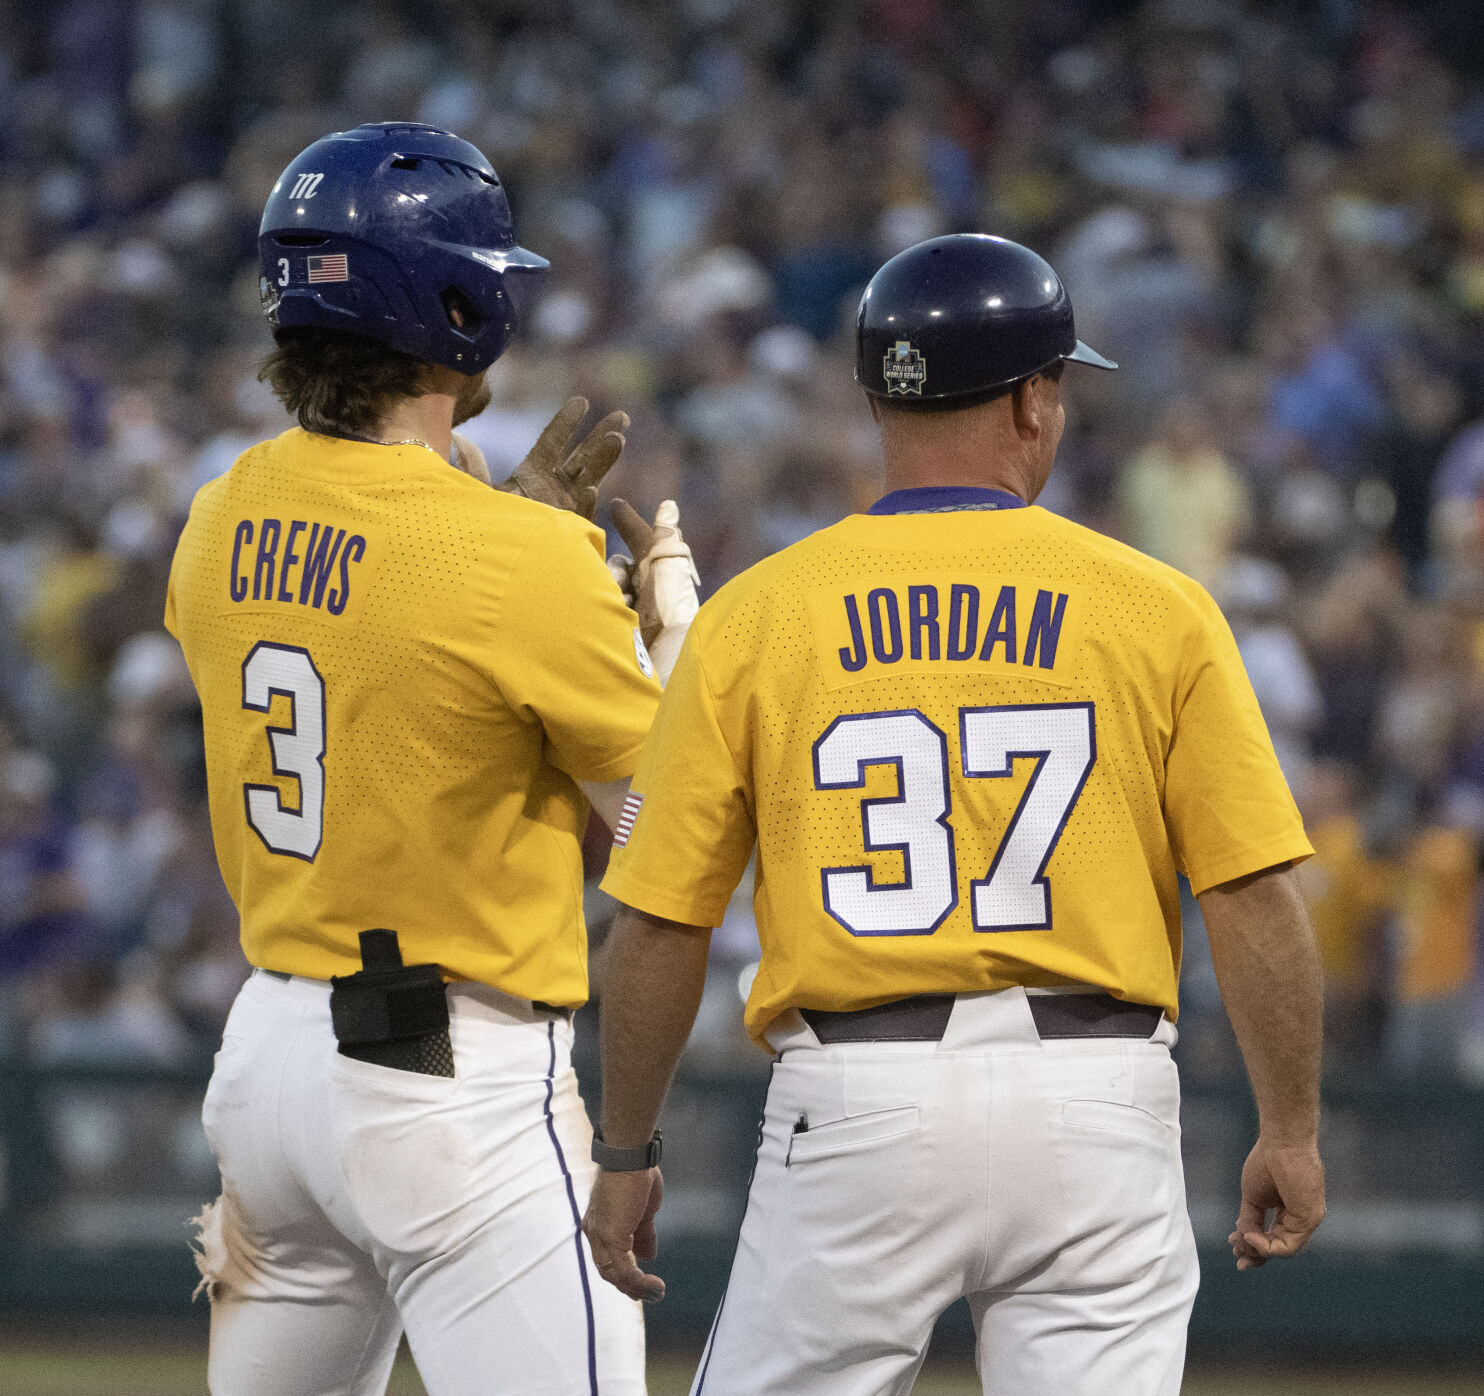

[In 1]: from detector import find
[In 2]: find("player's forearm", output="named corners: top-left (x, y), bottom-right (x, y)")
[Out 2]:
top-left (598, 904), bottom-right (711, 1149)
top-left (1197, 863), bottom-right (1323, 1143)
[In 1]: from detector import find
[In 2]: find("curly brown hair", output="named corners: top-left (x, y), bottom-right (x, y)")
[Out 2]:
top-left (259, 328), bottom-right (431, 435)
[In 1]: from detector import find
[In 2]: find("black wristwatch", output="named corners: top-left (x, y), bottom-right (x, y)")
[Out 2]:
top-left (592, 1127), bottom-right (663, 1172)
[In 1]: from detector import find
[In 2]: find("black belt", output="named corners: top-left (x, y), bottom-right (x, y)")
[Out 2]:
top-left (801, 991), bottom-right (1162, 1044)
top-left (259, 969), bottom-right (570, 1019)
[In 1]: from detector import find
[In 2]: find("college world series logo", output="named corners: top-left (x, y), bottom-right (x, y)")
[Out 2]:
top-left (883, 340), bottom-right (926, 395)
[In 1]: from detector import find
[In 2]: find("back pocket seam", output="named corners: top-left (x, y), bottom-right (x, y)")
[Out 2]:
top-left (1060, 1097), bottom-right (1170, 1144)
top-left (786, 1105), bottom-right (921, 1166)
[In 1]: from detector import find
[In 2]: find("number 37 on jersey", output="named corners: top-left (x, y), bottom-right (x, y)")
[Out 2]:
top-left (812, 702), bottom-right (1095, 937)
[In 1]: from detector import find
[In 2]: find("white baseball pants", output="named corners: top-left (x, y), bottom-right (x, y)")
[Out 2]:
top-left (197, 969), bottom-right (646, 1396)
top-left (691, 988), bottom-right (1199, 1396)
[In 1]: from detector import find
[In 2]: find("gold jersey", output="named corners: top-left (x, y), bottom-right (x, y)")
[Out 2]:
top-left (602, 486), bottom-right (1312, 1047)
top-left (166, 428), bottom-right (660, 1004)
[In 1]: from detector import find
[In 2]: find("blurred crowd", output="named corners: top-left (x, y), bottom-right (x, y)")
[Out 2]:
top-left (2, 0), bottom-right (1484, 1081)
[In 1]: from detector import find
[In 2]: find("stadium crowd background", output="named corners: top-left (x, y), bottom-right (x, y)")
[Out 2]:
top-left (0, 0), bottom-right (1482, 1090)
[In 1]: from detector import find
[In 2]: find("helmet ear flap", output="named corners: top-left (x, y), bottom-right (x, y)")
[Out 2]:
top-left (441, 287), bottom-right (483, 336)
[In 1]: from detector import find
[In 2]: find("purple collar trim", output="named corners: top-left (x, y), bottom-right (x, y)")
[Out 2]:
top-left (866, 486), bottom-right (1028, 515)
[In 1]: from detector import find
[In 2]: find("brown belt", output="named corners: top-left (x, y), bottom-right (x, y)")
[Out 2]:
top-left (800, 991), bottom-right (1163, 1044)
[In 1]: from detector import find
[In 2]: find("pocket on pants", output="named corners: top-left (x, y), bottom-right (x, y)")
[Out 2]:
top-left (331, 1048), bottom-right (461, 1094)
top-left (331, 1058), bottom-right (471, 1257)
top-left (1061, 1097), bottom-right (1172, 1146)
top-left (1045, 1051), bottom-right (1183, 1279)
top-left (785, 1105), bottom-right (921, 1166)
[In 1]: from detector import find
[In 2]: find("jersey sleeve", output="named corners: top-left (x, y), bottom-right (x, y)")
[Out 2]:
top-left (1162, 589), bottom-right (1314, 894)
top-left (496, 509), bottom-right (661, 783)
top-left (601, 631), bottom-right (756, 926)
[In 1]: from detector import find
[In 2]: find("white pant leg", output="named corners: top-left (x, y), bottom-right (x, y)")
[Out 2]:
top-left (200, 983), bottom-right (403, 1396)
top-left (972, 1039), bottom-right (1199, 1396)
top-left (206, 1221), bottom-right (402, 1396)
top-left (370, 1016), bottom-right (646, 1396)
top-left (200, 973), bottom-right (645, 1396)
top-left (691, 1051), bottom-right (980, 1396)
top-left (693, 994), bottom-right (1197, 1396)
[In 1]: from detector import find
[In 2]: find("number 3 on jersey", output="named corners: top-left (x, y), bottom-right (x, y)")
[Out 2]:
top-left (812, 703), bottom-right (1095, 936)
top-left (242, 642), bottom-right (325, 861)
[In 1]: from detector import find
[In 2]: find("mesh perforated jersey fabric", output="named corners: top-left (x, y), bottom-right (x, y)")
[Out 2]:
top-left (164, 428), bottom-right (660, 1002)
top-left (603, 500), bottom-right (1313, 1047)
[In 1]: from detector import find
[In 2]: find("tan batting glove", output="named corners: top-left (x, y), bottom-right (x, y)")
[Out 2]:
top-left (496, 395), bottom-right (629, 519)
top-left (607, 552), bottom-right (637, 600)
top-left (451, 432), bottom-right (492, 484)
top-left (610, 498), bottom-right (700, 684)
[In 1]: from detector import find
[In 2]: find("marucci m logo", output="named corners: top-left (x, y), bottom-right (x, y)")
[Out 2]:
top-left (290, 172), bottom-right (325, 200)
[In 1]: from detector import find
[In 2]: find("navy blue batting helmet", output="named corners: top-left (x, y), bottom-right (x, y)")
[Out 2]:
top-left (855, 234), bottom-right (1115, 405)
top-left (258, 122), bottom-right (549, 373)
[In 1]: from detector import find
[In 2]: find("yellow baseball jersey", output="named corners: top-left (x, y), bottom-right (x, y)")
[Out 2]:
top-left (603, 485), bottom-right (1312, 1047)
top-left (165, 427), bottom-right (660, 1004)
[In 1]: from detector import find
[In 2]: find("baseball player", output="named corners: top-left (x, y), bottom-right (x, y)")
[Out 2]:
top-left (583, 234), bottom-right (1326, 1395)
top-left (167, 123), bottom-right (697, 1396)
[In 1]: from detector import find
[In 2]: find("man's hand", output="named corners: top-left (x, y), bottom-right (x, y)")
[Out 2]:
top-left (497, 396), bottom-right (629, 519)
top-left (584, 1167), bottom-right (666, 1303)
top-left (1228, 1136), bottom-right (1325, 1270)
top-left (609, 498), bottom-right (700, 650)
top-left (1199, 865), bottom-right (1324, 1273)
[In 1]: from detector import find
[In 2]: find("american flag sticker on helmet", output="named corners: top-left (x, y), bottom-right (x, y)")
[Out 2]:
top-left (307, 254), bottom-right (349, 283)
top-left (613, 791), bottom-right (644, 848)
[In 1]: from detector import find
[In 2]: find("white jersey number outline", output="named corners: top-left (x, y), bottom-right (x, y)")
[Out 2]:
top-left (812, 703), bottom-right (1095, 936)
top-left (241, 642), bottom-right (325, 861)
top-left (813, 710), bottom-right (957, 935)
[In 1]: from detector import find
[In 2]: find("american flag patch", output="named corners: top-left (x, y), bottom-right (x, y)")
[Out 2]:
top-left (306, 254), bottom-right (349, 283)
top-left (613, 791), bottom-right (644, 848)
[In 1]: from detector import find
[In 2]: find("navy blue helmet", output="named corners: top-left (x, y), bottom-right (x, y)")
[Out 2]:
top-left (855, 234), bottom-right (1115, 405)
top-left (258, 122), bottom-right (549, 373)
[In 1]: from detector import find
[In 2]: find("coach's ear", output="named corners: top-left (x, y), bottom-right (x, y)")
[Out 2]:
top-left (1009, 377), bottom-right (1046, 443)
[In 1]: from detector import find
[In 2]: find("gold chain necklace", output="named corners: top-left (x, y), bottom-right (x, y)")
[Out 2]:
top-left (377, 436), bottom-right (458, 466)
top-left (313, 429), bottom-right (449, 463)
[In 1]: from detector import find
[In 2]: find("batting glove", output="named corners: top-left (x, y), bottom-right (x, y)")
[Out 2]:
top-left (495, 395), bottom-right (629, 519)
top-left (451, 432), bottom-right (492, 484)
top-left (610, 498), bottom-right (700, 684)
